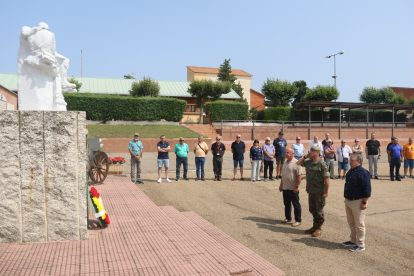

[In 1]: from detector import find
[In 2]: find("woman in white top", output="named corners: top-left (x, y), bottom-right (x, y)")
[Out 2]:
top-left (336, 140), bottom-right (353, 180)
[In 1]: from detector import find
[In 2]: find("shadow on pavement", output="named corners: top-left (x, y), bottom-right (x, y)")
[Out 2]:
top-left (242, 216), bottom-right (282, 225)
top-left (292, 237), bottom-right (344, 250)
top-left (256, 223), bottom-right (304, 234)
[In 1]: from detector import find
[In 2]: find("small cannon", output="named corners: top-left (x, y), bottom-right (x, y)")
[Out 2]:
top-left (87, 138), bottom-right (109, 183)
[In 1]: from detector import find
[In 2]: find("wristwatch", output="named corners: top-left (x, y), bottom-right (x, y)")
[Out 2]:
top-left (295, 186), bottom-right (300, 189)
top-left (362, 201), bottom-right (367, 204)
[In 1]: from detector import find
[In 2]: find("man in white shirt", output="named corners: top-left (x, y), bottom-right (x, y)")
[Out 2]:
top-left (309, 136), bottom-right (323, 157)
top-left (337, 140), bottom-right (353, 180)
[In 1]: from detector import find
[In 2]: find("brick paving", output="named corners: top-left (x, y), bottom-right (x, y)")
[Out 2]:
top-left (0, 175), bottom-right (284, 276)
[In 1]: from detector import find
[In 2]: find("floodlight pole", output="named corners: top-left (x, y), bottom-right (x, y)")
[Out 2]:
top-left (326, 51), bottom-right (345, 87)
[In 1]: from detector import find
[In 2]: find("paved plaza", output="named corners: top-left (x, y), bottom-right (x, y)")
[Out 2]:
top-left (116, 148), bottom-right (414, 276)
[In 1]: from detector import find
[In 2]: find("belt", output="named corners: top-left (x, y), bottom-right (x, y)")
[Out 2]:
top-left (346, 197), bottom-right (362, 201)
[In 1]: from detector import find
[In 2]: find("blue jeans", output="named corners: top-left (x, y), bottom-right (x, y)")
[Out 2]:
top-left (233, 159), bottom-right (244, 168)
top-left (176, 157), bottom-right (188, 179)
top-left (390, 158), bottom-right (401, 179)
top-left (195, 157), bottom-right (205, 178)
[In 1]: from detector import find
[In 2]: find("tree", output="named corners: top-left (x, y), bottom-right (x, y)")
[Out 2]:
top-left (292, 80), bottom-right (309, 105)
top-left (359, 86), bottom-right (394, 103)
top-left (187, 79), bottom-right (232, 121)
top-left (68, 76), bottom-right (82, 91)
top-left (390, 93), bottom-right (408, 104)
top-left (409, 96), bottom-right (414, 105)
top-left (261, 78), bottom-right (298, 107)
top-left (129, 76), bottom-right (160, 97)
top-left (304, 84), bottom-right (339, 102)
top-left (217, 59), bottom-right (237, 83)
top-left (217, 58), bottom-right (247, 103)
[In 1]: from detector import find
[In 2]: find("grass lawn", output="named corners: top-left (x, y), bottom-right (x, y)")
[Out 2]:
top-left (86, 125), bottom-right (206, 139)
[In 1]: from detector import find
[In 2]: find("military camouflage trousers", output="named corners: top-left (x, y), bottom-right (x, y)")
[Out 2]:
top-left (308, 193), bottom-right (326, 223)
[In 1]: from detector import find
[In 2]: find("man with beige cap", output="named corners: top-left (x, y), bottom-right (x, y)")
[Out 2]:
top-left (128, 133), bottom-right (144, 184)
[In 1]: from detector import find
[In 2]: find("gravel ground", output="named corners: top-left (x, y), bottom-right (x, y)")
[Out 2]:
top-left (110, 148), bottom-right (414, 275)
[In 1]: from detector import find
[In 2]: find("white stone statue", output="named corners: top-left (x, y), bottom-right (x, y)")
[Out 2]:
top-left (17, 22), bottom-right (77, 111)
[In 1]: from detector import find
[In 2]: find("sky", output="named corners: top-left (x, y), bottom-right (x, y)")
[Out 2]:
top-left (0, 0), bottom-right (413, 102)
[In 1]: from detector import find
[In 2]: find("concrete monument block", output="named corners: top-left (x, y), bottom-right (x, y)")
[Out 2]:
top-left (0, 111), bottom-right (87, 243)
top-left (0, 112), bottom-right (22, 243)
top-left (19, 111), bottom-right (47, 242)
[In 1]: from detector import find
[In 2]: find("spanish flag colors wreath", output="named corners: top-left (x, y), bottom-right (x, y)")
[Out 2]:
top-left (89, 187), bottom-right (110, 226)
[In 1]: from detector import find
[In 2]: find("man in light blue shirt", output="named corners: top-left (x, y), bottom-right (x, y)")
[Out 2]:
top-left (292, 136), bottom-right (305, 160)
top-left (308, 136), bottom-right (323, 157)
top-left (174, 137), bottom-right (189, 181)
top-left (128, 133), bottom-right (144, 184)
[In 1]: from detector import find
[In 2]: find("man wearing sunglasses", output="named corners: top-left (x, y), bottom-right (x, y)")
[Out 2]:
top-left (211, 136), bottom-right (226, 181)
top-left (292, 136), bottom-right (305, 160)
top-left (231, 134), bottom-right (246, 181)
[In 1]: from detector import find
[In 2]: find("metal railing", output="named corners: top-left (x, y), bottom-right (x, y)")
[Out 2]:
top-left (212, 120), bottom-right (410, 140)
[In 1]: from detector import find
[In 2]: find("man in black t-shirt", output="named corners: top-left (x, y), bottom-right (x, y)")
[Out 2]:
top-left (365, 133), bottom-right (381, 179)
top-left (211, 136), bottom-right (226, 181)
top-left (231, 134), bottom-right (246, 181)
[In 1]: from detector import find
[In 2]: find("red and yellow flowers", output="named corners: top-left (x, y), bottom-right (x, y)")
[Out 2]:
top-left (89, 187), bottom-right (110, 226)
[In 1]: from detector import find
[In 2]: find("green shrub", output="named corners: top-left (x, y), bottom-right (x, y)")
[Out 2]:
top-left (262, 107), bottom-right (293, 121)
top-left (129, 77), bottom-right (160, 97)
top-left (64, 93), bottom-right (186, 122)
top-left (206, 101), bottom-right (248, 121)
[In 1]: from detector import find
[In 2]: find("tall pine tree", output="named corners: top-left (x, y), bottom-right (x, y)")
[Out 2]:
top-left (217, 59), bottom-right (247, 103)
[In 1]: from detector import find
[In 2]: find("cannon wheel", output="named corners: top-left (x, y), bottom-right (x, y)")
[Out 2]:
top-left (89, 152), bottom-right (109, 183)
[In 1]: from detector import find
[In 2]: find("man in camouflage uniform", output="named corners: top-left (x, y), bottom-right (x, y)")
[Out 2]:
top-left (296, 145), bottom-right (330, 237)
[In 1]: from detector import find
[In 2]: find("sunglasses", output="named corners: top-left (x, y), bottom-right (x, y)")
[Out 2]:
top-left (179, 140), bottom-right (184, 141)
top-left (296, 139), bottom-right (301, 140)
top-left (216, 138), bottom-right (221, 140)
top-left (237, 136), bottom-right (241, 138)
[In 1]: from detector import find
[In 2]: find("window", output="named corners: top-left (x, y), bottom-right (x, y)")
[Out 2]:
top-left (188, 105), bottom-right (195, 112)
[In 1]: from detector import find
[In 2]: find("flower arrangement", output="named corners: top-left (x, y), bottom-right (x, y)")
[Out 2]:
top-left (89, 187), bottom-right (110, 226)
top-left (109, 157), bottom-right (126, 164)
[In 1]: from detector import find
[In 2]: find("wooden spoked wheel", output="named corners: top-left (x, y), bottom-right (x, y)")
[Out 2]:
top-left (89, 152), bottom-right (109, 183)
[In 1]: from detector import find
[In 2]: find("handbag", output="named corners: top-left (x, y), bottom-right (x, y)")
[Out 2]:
top-left (341, 146), bottom-right (349, 164)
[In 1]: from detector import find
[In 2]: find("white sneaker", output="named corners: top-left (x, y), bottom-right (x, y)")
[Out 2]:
top-left (157, 178), bottom-right (162, 183)
top-left (166, 178), bottom-right (172, 183)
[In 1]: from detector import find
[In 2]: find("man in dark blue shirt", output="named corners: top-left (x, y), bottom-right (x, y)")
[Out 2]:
top-left (231, 134), bottom-right (246, 181)
top-left (273, 132), bottom-right (287, 180)
top-left (342, 154), bottom-right (371, 253)
top-left (157, 135), bottom-right (171, 183)
top-left (387, 138), bottom-right (403, 181)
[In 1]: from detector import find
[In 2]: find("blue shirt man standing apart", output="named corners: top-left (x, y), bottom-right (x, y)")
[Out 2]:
top-left (128, 132), bottom-right (144, 184)
top-left (342, 154), bottom-right (371, 252)
top-left (291, 136), bottom-right (305, 160)
top-left (274, 131), bottom-right (287, 180)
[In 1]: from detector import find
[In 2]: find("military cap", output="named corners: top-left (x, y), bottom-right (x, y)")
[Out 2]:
top-left (311, 145), bottom-right (321, 151)
top-left (134, 133), bottom-right (139, 136)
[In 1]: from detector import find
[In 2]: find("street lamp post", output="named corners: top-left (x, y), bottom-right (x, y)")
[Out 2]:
top-left (325, 51), bottom-right (345, 87)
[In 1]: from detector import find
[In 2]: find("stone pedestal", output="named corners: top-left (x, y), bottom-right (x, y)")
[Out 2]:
top-left (0, 111), bottom-right (87, 243)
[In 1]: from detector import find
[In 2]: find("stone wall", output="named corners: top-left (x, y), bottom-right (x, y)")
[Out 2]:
top-left (0, 111), bottom-right (87, 243)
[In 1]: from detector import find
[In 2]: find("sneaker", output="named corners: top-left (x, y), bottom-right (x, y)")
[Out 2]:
top-left (403, 175), bottom-right (407, 179)
top-left (370, 175), bottom-right (373, 179)
top-left (391, 178), bottom-right (394, 181)
top-left (342, 176), bottom-right (345, 180)
top-left (137, 181), bottom-right (144, 184)
top-left (257, 179), bottom-right (261, 181)
top-left (410, 175), bottom-right (414, 178)
top-left (131, 180), bottom-right (135, 183)
top-left (375, 176), bottom-right (378, 179)
top-left (396, 178), bottom-right (401, 181)
top-left (269, 177), bottom-right (273, 180)
top-left (292, 222), bottom-right (301, 227)
top-left (166, 179), bottom-right (172, 183)
top-left (184, 178), bottom-right (189, 181)
top-left (276, 176), bottom-right (279, 180)
top-left (282, 219), bottom-right (292, 223)
top-left (342, 241), bottom-right (356, 247)
top-left (157, 178), bottom-right (162, 183)
top-left (176, 178), bottom-right (180, 181)
top-left (338, 175), bottom-right (341, 179)
top-left (349, 246), bottom-right (365, 252)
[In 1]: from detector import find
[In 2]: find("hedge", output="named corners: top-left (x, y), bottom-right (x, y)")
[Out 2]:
top-left (64, 93), bottom-right (187, 122)
top-left (206, 101), bottom-right (249, 121)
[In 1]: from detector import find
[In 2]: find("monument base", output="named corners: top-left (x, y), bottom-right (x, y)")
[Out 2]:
top-left (0, 111), bottom-right (87, 243)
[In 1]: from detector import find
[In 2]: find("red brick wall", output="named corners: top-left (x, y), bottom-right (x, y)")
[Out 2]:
top-left (390, 87), bottom-right (414, 100)
top-left (250, 89), bottom-right (265, 110)
top-left (0, 86), bottom-right (18, 110)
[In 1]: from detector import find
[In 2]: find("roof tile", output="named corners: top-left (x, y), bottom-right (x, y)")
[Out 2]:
top-left (187, 66), bottom-right (253, 77)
